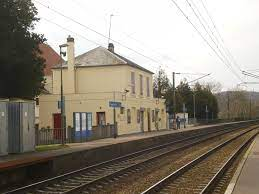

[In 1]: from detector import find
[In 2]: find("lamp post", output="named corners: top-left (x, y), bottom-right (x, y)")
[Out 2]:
top-left (59, 43), bottom-right (68, 145)
top-left (183, 103), bottom-right (186, 128)
top-left (172, 72), bottom-right (180, 129)
top-left (193, 92), bottom-right (196, 120)
top-left (205, 105), bottom-right (209, 124)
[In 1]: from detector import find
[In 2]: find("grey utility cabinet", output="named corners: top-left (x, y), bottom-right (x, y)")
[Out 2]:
top-left (0, 100), bottom-right (8, 156)
top-left (8, 101), bottom-right (35, 153)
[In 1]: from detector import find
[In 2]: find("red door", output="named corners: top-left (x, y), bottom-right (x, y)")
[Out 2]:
top-left (53, 113), bottom-right (62, 139)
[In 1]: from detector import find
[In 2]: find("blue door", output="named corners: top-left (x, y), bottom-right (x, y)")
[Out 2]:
top-left (73, 112), bottom-right (92, 142)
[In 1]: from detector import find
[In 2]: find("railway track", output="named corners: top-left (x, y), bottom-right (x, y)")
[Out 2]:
top-left (4, 123), bottom-right (258, 194)
top-left (141, 127), bottom-right (258, 194)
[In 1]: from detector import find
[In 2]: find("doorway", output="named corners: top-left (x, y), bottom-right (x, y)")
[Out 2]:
top-left (96, 112), bottom-right (106, 126)
top-left (140, 111), bottom-right (144, 132)
top-left (53, 113), bottom-right (61, 139)
top-left (147, 109), bottom-right (151, 132)
top-left (73, 112), bottom-right (92, 142)
top-left (155, 110), bottom-right (159, 130)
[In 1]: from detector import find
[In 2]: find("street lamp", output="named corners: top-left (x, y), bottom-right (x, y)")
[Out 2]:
top-left (205, 105), bottom-right (209, 124)
top-left (172, 72), bottom-right (180, 129)
top-left (193, 92), bottom-right (196, 120)
top-left (59, 43), bottom-right (68, 145)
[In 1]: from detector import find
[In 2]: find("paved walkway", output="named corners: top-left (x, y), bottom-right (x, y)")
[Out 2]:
top-left (0, 125), bottom-right (197, 164)
top-left (0, 121), bottom-right (253, 171)
top-left (231, 135), bottom-right (259, 194)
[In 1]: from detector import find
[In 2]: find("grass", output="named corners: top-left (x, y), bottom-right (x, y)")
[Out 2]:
top-left (36, 144), bottom-right (69, 152)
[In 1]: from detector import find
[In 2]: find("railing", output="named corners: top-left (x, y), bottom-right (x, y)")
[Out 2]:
top-left (35, 124), bottom-right (116, 145)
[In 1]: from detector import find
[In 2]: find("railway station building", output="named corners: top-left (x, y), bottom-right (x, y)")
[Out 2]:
top-left (39, 36), bottom-right (167, 135)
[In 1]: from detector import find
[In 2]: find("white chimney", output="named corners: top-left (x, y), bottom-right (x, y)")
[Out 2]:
top-left (67, 35), bottom-right (75, 70)
top-left (66, 35), bottom-right (75, 93)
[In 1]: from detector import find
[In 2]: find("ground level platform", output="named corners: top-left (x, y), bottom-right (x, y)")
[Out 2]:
top-left (0, 122), bottom-right (245, 170)
top-left (226, 134), bottom-right (259, 194)
top-left (0, 124), bottom-right (202, 170)
top-left (0, 120), bottom-right (257, 189)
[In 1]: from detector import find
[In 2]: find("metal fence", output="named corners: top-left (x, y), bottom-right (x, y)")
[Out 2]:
top-left (35, 124), bottom-right (116, 145)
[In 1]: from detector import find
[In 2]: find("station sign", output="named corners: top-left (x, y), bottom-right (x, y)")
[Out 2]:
top-left (109, 101), bottom-right (121, 108)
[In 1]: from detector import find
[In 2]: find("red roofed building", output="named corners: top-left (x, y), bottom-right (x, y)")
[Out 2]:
top-left (39, 43), bottom-right (61, 76)
top-left (39, 43), bottom-right (62, 93)
top-left (36, 43), bottom-right (62, 125)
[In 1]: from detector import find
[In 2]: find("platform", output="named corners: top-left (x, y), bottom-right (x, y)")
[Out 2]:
top-left (0, 120), bottom-right (257, 190)
top-left (228, 134), bottom-right (259, 194)
top-left (0, 122), bottom-right (243, 171)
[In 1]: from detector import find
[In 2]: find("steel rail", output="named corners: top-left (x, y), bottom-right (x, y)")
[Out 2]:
top-left (5, 122), bottom-right (257, 194)
top-left (199, 134), bottom-right (258, 194)
top-left (44, 126), bottom-right (258, 194)
top-left (141, 127), bottom-right (258, 194)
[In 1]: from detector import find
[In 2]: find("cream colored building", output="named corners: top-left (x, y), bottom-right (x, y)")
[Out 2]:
top-left (39, 36), bottom-right (167, 135)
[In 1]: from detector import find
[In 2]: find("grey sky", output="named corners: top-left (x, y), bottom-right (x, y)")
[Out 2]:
top-left (34, 0), bottom-right (259, 91)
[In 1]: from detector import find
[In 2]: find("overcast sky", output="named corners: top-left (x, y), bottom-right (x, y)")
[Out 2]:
top-left (34, 0), bottom-right (259, 91)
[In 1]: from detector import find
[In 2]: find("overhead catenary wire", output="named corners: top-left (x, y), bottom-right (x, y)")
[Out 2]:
top-left (41, 17), bottom-right (102, 47)
top-left (178, 72), bottom-right (208, 75)
top-left (33, 0), bottom-right (166, 70)
top-left (186, 0), bottom-right (240, 76)
top-left (242, 71), bottom-right (259, 79)
top-left (199, 0), bottom-right (243, 72)
top-left (169, 0), bottom-right (243, 82)
top-left (187, 73), bottom-right (211, 84)
top-left (70, 0), bottom-right (181, 71)
top-left (40, 17), bottom-right (160, 71)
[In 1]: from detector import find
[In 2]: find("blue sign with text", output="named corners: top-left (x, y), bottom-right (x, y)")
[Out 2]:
top-left (109, 101), bottom-right (121, 108)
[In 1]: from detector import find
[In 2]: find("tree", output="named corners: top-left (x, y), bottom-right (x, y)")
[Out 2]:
top-left (0, 0), bottom-right (46, 99)
top-left (175, 80), bottom-right (193, 115)
top-left (194, 82), bottom-right (218, 120)
top-left (152, 68), bottom-right (219, 119)
top-left (216, 89), bottom-right (258, 120)
top-left (153, 68), bottom-right (171, 98)
top-left (205, 81), bottom-right (222, 93)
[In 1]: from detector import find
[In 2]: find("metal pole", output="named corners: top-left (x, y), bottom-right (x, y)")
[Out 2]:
top-left (172, 72), bottom-right (176, 129)
top-left (59, 43), bottom-right (68, 145)
top-left (108, 14), bottom-right (114, 45)
top-left (249, 93), bottom-right (252, 119)
top-left (227, 92), bottom-right (230, 120)
top-left (206, 105), bottom-right (208, 124)
top-left (113, 91), bottom-right (117, 138)
top-left (193, 93), bottom-right (196, 120)
top-left (183, 103), bottom-right (186, 128)
top-left (59, 48), bottom-right (64, 145)
top-left (172, 72), bottom-right (176, 119)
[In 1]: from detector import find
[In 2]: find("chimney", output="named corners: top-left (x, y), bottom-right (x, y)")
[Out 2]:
top-left (67, 35), bottom-right (75, 69)
top-left (66, 35), bottom-right (75, 93)
top-left (108, 43), bottom-right (114, 52)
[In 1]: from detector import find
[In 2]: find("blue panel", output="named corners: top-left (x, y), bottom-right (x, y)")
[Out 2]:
top-left (87, 113), bottom-right (92, 130)
top-left (73, 112), bottom-right (93, 141)
top-left (109, 101), bottom-right (121, 108)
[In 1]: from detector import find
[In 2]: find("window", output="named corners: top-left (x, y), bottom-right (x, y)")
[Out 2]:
top-left (127, 109), bottom-right (131, 124)
top-left (35, 97), bottom-right (39, 106)
top-left (140, 74), bottom-right (143, 95)
top-left (131, 72), bottom-right (135, 94)
top-left (152, 110), bottom-right (155, 122)
top-left (74, 112), bottom-right (92, 132)
top-left (120, 107), bottom-right (125, 114)
top-left (146, 77), bottom-right (150, 97)
top-left (137, 110), bottom-right (140, 123)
